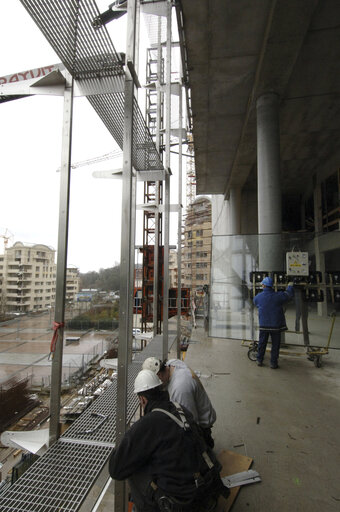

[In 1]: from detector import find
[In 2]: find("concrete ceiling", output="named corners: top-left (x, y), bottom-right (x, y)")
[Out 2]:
top-left (180, 0), bottom-right (340, 198)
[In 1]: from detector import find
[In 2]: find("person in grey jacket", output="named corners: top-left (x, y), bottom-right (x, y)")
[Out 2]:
top-left (142, 357), bottom-right (216, 448)
top-left (253, 276), bottom-right (294, 369)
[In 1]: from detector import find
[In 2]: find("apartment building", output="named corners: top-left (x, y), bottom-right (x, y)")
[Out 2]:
top-left (0, 242), bottom-right (79, 313)
top-left (182, 197), bottom-right (212, 294)
top-left (66, 265), bottom-right (80, 304)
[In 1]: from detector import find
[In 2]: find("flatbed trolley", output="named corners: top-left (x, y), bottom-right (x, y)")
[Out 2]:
top-left (247, 312), bottom-right (336, 368)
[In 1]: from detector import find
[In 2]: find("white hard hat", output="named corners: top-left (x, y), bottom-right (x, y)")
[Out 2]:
top-left (142, 357), bottom-right (162, 374)
top-left (134, 369), bottom-right (162, 394)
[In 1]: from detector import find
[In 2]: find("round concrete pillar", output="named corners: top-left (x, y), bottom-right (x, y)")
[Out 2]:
top-left (229, 187), bottom-right (242, 235)
top-left (257, 93), bottom-right (282, 270)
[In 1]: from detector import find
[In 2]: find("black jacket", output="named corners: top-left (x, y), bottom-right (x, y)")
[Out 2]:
top-left (109, 399), bottom-right (202, 500)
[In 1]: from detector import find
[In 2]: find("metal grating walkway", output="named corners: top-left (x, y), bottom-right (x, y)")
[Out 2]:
top-left (0, 442), bottom-right (113, 512)
top-left (0, 333), bottom-right (177, 511)
top-left (18, 0), bottom-right (163, 171)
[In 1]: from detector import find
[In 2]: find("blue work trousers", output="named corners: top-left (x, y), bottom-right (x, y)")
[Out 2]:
top-left (257, 330), bottom-right (281, 366)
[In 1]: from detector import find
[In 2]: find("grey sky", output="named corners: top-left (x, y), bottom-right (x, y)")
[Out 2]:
top-left (0, 1), bottom-right (185, 273)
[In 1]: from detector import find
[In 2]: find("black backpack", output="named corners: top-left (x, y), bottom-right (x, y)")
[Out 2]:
top-left (152, 401), bottom-right (230, 508)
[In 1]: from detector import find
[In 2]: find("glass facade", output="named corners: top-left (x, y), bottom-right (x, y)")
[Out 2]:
top-left (210, 233), bottom-right (340, 351)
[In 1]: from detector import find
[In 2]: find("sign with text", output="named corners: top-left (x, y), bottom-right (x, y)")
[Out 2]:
top-left (286, 252), bottom-right (309, 276)
top-left (0, 64), bottom-right (61, 85)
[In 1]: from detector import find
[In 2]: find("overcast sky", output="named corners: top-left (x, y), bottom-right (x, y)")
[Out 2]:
top-left (0, 1), bottom-right (185, 273)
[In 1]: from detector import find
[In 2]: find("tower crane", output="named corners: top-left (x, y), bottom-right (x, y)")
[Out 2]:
top-left (0, 228), bottom-right (14, 250)
top-left (56, 149), bottom-right (122, 172)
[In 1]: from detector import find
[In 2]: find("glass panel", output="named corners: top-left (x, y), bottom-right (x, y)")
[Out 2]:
top-left (210, 233), bottom-right (340, 352)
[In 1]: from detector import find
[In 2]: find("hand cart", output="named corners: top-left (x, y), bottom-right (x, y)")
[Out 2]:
top-left (247, 311), bottom-right (336, 368)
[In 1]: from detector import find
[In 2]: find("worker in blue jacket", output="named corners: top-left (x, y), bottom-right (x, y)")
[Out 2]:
top-left (253, 276), bottom-right (294, 369)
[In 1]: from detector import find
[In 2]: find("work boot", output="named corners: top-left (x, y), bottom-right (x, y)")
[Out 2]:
top-left (270, 364), bottom-right (279, 369)
top-left (257, 361), bottom-right (263, 367)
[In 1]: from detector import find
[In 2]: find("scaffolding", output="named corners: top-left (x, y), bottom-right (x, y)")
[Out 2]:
top-left (142, 22), bottom-right (165, 333)
top-left (0, 0), bottom-right (182, 511)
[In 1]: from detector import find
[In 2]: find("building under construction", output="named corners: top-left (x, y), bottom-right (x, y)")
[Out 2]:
top-left (182, 197), bottom-right (212, 295)
top-left (0, 1), bottom-right (340, 511)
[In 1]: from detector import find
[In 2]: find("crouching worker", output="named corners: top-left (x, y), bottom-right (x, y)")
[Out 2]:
top-left (109, 369), bottom-right (229, 512)
top-left (142, 357), bottom-right (216, 449)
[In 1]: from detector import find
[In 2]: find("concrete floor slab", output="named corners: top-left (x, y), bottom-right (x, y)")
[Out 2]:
top-left (0, 353), bottom-right (46, 365)
top-left (0, 341), bottom-right (51, 353)
top-left (183, 322), bottom-right (340, 511)
top-left (0, 342), bottom-right (23, 352)
top-left (97, 321), bottom-right (340, 510)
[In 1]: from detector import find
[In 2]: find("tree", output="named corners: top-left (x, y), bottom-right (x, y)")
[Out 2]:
top-left (79, 264), bottom-right (120, 292)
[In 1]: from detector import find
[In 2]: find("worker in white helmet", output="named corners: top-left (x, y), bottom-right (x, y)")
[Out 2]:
top-left (142, 357), bottom-right (216, 448)
top-left (109, 369), bottom-right (228, 511)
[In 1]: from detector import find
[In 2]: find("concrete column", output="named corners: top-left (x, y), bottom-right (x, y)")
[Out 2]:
top-left (314, 182), bottom-right (327, 316)
top-left (257, 93), bottom-right (282, 271)
top-left (229, 187), bottom-right (241, 235)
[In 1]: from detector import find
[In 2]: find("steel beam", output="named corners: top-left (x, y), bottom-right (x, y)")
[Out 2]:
top-left (153, 15), bottom-right (163, 337)
top-left (115, 0), bottom-right (137, 510)
top-left (49, 71), bottom-right (74, 445)
top-left (177, 82), bottom-right (183, 358)
top-left (162, 0), bottom-right (172, 358)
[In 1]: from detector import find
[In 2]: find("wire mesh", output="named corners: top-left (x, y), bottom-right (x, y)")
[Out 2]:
top-left (141, 2), bottom-right (167, 46)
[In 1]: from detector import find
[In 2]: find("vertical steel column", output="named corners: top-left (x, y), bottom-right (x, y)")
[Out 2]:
top-left (153, 16), bottom-right (162, 337)
top-left (49, 71), bottom-right (73, 445)
top-left (115, 1), bottom-right (137, 511)
top-left (128, 0), bottom-right (140, 360)
top-left (162, 0), bottom-right (171, 358)
top-left (155, 16), bottom-right (162, 153)
top-left (128, 164), bottom-right (137, 361)
top-left (176, 83), bottom-right (183, 358)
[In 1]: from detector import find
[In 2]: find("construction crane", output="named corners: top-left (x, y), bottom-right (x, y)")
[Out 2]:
top-left (0, 228), bottom-right (14, 250)
top-left (56, 149), bottom-right (123, 172)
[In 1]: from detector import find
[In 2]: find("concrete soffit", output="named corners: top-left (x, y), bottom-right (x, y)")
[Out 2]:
top-left (224, 0), bottom-right (319, 199)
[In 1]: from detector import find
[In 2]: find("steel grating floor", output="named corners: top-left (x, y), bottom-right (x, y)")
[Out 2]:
top-left (0, 334), bottom-right (176, 510)
top-left (0, 442), bottom-right (112, 511)
top-left (19, 0), bottom-right (163, 172)
top-left (62, 363), bottom-right (140, 444)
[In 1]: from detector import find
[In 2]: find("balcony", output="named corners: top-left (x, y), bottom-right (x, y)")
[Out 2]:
top-left (6, 297), bottom-right (30, 306)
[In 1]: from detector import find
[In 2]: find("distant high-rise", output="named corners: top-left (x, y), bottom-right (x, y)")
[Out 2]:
top-left (0, 242), bottom-right (79, 314)
top-left (182, 197), bottom-right (212, 295)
